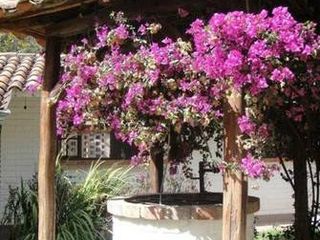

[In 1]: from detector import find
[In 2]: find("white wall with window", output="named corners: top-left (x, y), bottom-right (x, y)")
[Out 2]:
top-left (0, 94), bottom-right (133, 215)
top-left (60, 132), bottom-right (134, 160)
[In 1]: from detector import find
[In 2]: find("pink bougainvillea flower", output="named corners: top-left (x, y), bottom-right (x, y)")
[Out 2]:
top-left (237, 115), bottom-right (256, 135)
top-left (241, 154), bottom-right (265, 178)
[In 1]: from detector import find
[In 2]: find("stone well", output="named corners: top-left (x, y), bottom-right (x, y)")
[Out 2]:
top-left (108, 193), bottom-right (260, 240)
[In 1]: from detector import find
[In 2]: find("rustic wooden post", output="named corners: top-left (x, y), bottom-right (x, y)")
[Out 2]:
top-left (222, 89), bottom-right (248, 240)
top-left (38, 37), bottom-right (61, 240)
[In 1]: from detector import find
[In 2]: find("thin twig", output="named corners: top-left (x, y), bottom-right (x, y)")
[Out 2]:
top-left (279, 155), bottom-right (294, 189)
top-left (307, 158), bottom-right (316, 237)
top-left (313, 161), bottom-right (320, 233)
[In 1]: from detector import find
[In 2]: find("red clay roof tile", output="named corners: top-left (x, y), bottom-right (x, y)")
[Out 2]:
top-left (0, 53), bottom-right (44, 110)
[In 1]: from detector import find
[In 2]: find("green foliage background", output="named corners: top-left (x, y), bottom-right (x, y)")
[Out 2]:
top-left (0, 32), bottom-right (41, 53)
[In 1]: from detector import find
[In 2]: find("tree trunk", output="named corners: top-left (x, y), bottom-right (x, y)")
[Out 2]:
top-left (293, 149), bottom-right (311, 240)
top-left (38, 37), bottom-right (61, 240)
top-left (150, 146), bottom-right (164, 193)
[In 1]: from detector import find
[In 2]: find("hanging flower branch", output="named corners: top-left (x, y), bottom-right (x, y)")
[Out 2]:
top-left (189, 7), bottom-right (320, 179)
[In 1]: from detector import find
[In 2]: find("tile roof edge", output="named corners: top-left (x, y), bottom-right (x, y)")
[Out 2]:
top-left (0, 52), bottom-right (41, 56)
top-left (0, 53), bottom-right (45, 110)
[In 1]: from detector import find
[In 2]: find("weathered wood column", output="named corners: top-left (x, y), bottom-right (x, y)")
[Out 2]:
top-left (38, 37), bottom-right (61, 240)
top-left (222, 89), bottom-right (248, 240)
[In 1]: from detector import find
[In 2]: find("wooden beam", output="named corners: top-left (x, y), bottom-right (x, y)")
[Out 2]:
top-left (0, 0), bottom-right (99, 38)
top-left (46, 8), bottom-right (109, 38)
top-left (0, 0), bottom-right (97, 22)
top-left (0, 0), bottom-right (219, 39)
top-left (38, 37), bottom-right (61, 240)
top-left (222, 89), bottom-right (248, 240)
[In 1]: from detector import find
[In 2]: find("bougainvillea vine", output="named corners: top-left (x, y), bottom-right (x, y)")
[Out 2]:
top-left (55, 8), bottom-right (320, 180)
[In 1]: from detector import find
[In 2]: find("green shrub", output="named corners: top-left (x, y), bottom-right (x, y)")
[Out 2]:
top-left (255, 227), bottom-right (294, 240)
top-left (1, 162), bottom-right (131, 240)
top-left (255, 226), bottom-right (320, 240)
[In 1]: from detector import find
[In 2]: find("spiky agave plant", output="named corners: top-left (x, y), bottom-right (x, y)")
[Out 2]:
top-left (56, 162), bottom-right (132, 240)
top-left (1, 162), bottom-right (132, 240)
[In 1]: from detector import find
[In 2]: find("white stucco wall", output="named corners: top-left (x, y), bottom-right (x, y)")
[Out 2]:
top-left (0, 94), bottom-right (40, 214)
top-left (112, 214), bottom-right (255, 240)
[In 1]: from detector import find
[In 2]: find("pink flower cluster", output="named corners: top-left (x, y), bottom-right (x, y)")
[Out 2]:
top-left (237, 116), bottom-right (256, 135)
top-left (241, 154), bottom-right (278, 180)
top-left (56, 13), bottom-right (222, 165)
top-left (189, 7), bottom-right (319, 95)
top-left (188, 7), bottom-right (320, 178)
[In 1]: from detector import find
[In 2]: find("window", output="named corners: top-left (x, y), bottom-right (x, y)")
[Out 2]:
top-left (59, 132), bottom-right (135, 160)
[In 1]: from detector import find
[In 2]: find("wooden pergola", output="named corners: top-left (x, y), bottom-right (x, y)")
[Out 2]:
top-left (0, 1), bottom-right (249, 240)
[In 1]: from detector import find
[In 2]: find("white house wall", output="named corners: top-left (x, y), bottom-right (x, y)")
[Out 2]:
top-left (0, 95), bottom-right (40, 215)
